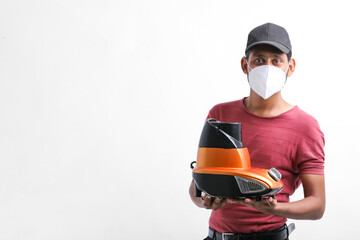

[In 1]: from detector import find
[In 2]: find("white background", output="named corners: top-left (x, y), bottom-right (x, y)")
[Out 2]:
top-left (0, 0), bottom-right (359, 239)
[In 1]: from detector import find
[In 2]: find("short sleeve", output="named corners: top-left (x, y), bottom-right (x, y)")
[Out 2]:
top-left (295, 120), bottom-right (325, 175)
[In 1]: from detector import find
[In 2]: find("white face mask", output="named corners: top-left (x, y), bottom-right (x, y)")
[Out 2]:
top-left (247, 64), bottom-right (289, 99)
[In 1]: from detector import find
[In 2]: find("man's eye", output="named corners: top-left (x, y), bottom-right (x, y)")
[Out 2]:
top-left (254, 59), bottom-right (263, 64)
top-left (274, 59), bottom-right (282, 64)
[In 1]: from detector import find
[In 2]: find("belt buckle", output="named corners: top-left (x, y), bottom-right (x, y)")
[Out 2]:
top-left (222, 232), bottom-right (235, 240)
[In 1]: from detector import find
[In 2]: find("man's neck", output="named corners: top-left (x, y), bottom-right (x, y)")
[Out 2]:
top-left (244, 91), bottom-right (293, 117)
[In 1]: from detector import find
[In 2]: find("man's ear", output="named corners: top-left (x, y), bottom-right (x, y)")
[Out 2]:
top-left (241, 56), bottom-right (248, 74)
top-left (286, 58), bottom-right (296, 77)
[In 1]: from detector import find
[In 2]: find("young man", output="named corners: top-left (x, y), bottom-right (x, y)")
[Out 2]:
top-left (189, 23), bottom-right (325, 240)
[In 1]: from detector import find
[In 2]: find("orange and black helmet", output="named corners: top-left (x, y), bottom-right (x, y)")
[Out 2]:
top-left (191, 119), bottom-right (283, 201)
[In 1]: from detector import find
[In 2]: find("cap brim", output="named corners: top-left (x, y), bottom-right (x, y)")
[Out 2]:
top-left (246, 41), bottom-right (290, 54)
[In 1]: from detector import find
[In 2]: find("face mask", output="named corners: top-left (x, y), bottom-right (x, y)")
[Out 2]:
top-left (247, 63), bottom-right (289, 99)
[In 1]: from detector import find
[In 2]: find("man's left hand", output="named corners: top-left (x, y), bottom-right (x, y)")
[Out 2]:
top-left (227, 197), bottom-right (277, 215)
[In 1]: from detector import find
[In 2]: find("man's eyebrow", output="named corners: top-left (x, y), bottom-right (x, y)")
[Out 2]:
top-left (273, 54), bottom-right (284, 58)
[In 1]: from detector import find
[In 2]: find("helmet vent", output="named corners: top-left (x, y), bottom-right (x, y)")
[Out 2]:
top-left (234, 176), bottom-right (267, 194)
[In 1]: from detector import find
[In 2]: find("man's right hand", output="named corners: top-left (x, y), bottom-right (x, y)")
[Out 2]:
top-left (202, 195), bottom-right (228, 210)
top-left (189, 180), bottom-right (229, 210)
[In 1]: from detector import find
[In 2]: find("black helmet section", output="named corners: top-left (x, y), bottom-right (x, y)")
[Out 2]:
top-left (198, 119), bottom-right (243, 149)
top-left (193, 173), bottom-right (282, 200)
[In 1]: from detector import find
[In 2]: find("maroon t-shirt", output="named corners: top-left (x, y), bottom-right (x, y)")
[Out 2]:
top-left (206, 98), bottom-right (325, 233)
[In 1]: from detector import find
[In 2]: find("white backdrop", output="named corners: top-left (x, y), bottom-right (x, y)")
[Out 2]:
top-left (0, 0), bottom-right (359, 239)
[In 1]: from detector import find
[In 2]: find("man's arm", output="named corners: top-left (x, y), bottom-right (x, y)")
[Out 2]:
top-left (228, 174), bottom-right (326, 220)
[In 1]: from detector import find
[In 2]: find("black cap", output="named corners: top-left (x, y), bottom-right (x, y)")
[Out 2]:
top-left (245, 23), bottom-right (292, 58)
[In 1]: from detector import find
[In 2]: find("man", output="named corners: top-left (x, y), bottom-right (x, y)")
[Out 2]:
top-left (189, 23), bottom-right (325, 240)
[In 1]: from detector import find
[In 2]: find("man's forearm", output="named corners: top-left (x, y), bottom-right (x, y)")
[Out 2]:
top-left (271, 196), bottom-right (325, 220)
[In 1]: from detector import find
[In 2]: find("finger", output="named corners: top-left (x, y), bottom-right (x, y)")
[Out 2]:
top-left (203, 196), bottom-right (213, 209)
top-left (264, 198), bottom-right (272, 207)
top-left (213, 198), bottom-right (227, 210)
top-left (264, 197), bottom-right (277, 208)
top-left (268, 197), bottom-right (277, 206)
top-left (213, 197), bottom-right (222, 204)
top-left (211, 197), bottom-right (221, 209)
top-left (244, 198), bottom-right (255, 203)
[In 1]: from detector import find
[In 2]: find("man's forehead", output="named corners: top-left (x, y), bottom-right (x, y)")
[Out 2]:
top-left (249, 45), bottom-right (287, 58)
